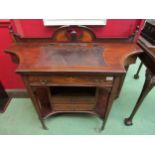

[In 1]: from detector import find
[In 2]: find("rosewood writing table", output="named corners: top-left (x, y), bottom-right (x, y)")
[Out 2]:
top-left (5, 26), bottom-right (142, 130)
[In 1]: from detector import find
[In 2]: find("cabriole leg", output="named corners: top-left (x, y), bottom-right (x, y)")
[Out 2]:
top-left (125, 69), bottom-right (155, 126)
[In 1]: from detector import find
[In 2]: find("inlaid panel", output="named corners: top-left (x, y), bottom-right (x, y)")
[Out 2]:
top-left (38, 46), bottom-right (105, 67)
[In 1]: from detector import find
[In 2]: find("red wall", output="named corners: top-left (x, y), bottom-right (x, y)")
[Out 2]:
top-left (0, 20), bottom-right (24, 89)
top-left (0, 19), bottom-right (144, 90)
top-left (12, 19), bottom-right (141, 38)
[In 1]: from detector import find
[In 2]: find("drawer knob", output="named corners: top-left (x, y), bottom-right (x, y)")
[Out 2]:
top-left (96, 79), bottom-right (101, 83)
top-left (69, 77), bottom-right (74, 80)
top-left (40, 79), bottom-right (48, 85)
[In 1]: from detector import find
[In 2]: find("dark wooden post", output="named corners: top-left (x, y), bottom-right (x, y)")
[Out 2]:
top-left (0, 82), bottom-right (12, 113)
top-left (134, 61), bottom-right (143, 79)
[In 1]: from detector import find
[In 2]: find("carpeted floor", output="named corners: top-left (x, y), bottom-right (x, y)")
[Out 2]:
top-left (0, 58), bottom-right (155, 135)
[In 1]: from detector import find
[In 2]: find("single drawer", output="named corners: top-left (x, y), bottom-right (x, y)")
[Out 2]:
top-left (28, 75), bottom-right (113, 87)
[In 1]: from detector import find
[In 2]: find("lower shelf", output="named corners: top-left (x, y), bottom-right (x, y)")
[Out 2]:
top-left (51, 86), bottom-right (96, 111)
top-left (52, 102), bottom-right (95, 111)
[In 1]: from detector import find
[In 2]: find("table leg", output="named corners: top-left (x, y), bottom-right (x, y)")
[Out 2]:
top-left (115, 66), bottom-right (129, 99)
top-left (134, 61), bottom-right (143, 79)
top-left (100, 77), bottom-right (120, 130)
top-left (39, 118), bottom-right (48, 130)
top-left (22, 76), bottom-right (48, 130)
top-left (124, 69), bottom-right (155, 126)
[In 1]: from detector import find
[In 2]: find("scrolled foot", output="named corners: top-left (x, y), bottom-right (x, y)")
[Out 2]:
top-left (124, 118), bottom-right (133, 126)
top-left (134, 74), bottom-right (139, 79)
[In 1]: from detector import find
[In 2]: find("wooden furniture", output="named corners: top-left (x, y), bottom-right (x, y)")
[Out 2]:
top-left (141, 20), bottom-right (155, 45)
top-left (134, 61), bottom-right (143, 79)
top-left (5, 26), bottom-right (142, 130)
top-left (0, 82), bottom-right (12, 113)
top-left (124, 36), bottom-right (155, 126)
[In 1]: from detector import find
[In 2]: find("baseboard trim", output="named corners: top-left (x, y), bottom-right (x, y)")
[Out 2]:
top-left (6, 89), bottom-right (29, 98)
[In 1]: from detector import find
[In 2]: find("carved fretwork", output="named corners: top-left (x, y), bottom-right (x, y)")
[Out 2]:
top-left (8, 25), bottom-right (22, 42)
top-left (52, 25), bottom-right (96, 42)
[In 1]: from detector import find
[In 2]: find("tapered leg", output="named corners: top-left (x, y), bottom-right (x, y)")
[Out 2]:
top-left (134, 61), bottom-right (143, 79)
top-left (124, 69), bottom-right (155, 126)
top-left (22, 76), bottom-right (48, 130)
top-left (99, 77), bottom-right (120, 130)
top-left (115, 66), bottom-right (129, 99)
top-left (100, 119), bottom-right (106, 131)
top-left (39, 118), bottom-right (48, 130)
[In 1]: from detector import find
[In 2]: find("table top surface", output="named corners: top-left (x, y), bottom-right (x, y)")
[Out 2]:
top-left (5, 41), bottom-right (142, 74)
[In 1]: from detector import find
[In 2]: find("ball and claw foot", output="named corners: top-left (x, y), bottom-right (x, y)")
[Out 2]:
top-left (124, 118), bottom-right (133, 126)
top-left (134, 74), bottom-right (139, 79)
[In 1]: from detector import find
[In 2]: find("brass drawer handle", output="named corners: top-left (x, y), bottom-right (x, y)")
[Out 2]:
top-left (95, 79), bottom-right (102, 83)
top-left (40, 79), bottom-right (48, 85)
top-left (95, 79), bottom-right (98, 83)
top-left (69, 77), bottom-right (74, 81)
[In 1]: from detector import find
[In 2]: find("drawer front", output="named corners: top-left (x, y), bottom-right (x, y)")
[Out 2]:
top-left (28, 75), bottom-right (113, 87)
